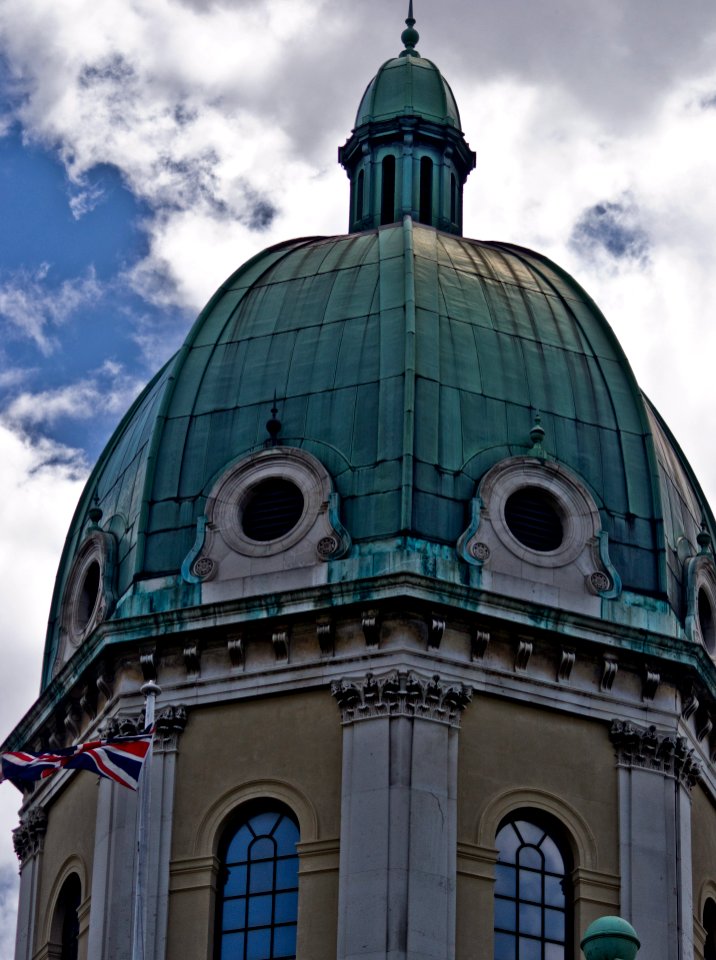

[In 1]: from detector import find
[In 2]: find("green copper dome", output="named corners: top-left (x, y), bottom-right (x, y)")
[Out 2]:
top-left (355, 54), bottom-right (462, 128)
top-left (42, 219), bottom-right (715, 684)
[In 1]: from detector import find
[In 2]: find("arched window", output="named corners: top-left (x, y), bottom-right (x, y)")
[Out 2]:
top-left (419, 156), bottom-right (433, 225)
top-left (494, 815), bottom-right (572, 960)
top-left (380, 155), bottom-right (396, 225)
top-left (52, 873), bottom-right (81, 960)
top-left (704, 898), bottom-right (716, 960)
top-left (217, 804), bottom-right (300, 960)
top-left (450, 173), bottom-right (457, 225)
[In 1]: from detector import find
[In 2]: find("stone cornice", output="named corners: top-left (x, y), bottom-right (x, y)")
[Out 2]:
top-left (12, 806), bottom-right (48, 864)
top-left (609, 719), bottom-right (701, 789)
top-left (331, 670), bottom-right (472, 728)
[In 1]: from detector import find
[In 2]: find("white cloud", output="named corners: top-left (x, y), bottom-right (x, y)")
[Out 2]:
top-left (0, 424), bottom-right (88, 950)
top-left (0, 860), bottom-right (20, 958)
top-left (3, 361), bottom-right (144, 430)
top-left (0, 265), bottom-right (102, 354)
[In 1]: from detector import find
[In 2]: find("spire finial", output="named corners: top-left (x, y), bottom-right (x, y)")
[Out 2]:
top-left (528, 412), bottom-right (547, 458)
top-left (400, 1), bottom-right (420, 57)
top-left (265, 392), bottom-right (282, 446)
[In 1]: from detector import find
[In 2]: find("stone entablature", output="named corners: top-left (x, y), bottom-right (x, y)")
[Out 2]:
top-left (13, 807), bottom-right (48, 864)
top-left (331, 670), bottom-right (472, 727)
top-left (609, 719), bottom-right (701, 789)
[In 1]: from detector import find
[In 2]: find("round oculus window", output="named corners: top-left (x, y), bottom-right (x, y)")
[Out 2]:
top-left (504, 487), bottom-right (564, 552)
top-left (241, 478), bottom-right (305, 542)
top-left (698, 586), bottom-right (716, 654)
top-left (76, 559), bottom-right (101, 632)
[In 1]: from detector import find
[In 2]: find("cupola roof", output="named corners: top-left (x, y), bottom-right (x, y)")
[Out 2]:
top-left (354, 8), bottom-right (461, 128)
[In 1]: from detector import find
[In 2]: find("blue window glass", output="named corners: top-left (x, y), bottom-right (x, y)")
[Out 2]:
top-left (218, 806), bottom-right (300, 960)
top-left (494, 817), bottom-right (572, 960)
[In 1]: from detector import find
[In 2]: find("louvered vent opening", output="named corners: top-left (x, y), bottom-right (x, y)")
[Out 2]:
top-left (698, 587), bottom-right (715, 654)
top-left (242, 478), bottom-right (305, 542)
top-left (504, 487), bottom-right (563, 552)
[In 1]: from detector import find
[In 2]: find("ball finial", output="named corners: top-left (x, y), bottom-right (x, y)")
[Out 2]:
top-left (581, 916), bottom-right (640, 960)
top-left (400, 1), bottom-right (420, 57)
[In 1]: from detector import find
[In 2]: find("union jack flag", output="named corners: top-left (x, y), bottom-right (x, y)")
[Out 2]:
top-left (0, 731), bottom-right (153, 791)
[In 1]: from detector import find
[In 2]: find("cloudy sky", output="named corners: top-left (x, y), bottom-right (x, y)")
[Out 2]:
top-left (2, 0), bottom-right (716, 948)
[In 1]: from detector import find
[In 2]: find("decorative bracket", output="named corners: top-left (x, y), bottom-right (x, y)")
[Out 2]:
top-left (557, 648), bottom-right (575, 683)
top-left (316, 617), bottom-right (334, 657)
top-left (362, 610), bottom-right (380, 649)
top-left (272, 627), bottom-right (290, 663)
top-left (427, 615), bottom-right (446, 651)
top-left (514, 637), bottom-right (533, 672)
top-left (642, 665), bottom-right (660, 702)
top-left (140, 645), bottom-right (158, 681)
top-left (682, 686), bottom-right (700, 721)
top-left (183, 640), bottom-right (202, 677)
top-left (601, 654), bottom-right (618, 692)
top-left (227, 633), bottom-right (245, 670)
top-left (471, 629), bottom-right (490, 661)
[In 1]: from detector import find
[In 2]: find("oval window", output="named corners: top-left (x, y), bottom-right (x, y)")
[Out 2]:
top-left (242, 478), bottom-right (305, 542)
top-left (698, 587), bottom-right (716, 654)
top-left (504, 487), bottom-right (563, 552)
top-left (76, 560), bottom-right (101, 631)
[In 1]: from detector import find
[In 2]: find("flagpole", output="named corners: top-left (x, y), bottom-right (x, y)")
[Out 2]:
top-left (131, 680), bottom-right (161, 960)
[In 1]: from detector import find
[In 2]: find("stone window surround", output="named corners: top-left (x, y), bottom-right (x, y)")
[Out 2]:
top-left (478, 458), bottom-right (604, 569)
top-left (209, 448), bottom-right (336, 559)
top-left (57, 530), bottom-right (116, 669)
top-left (459, 787), bottom-right (617, 960)
top-left (686, 554), bottom-right (716, 657)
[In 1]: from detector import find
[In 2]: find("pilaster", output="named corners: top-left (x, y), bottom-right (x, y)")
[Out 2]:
top-left (13, 806), bottom-right (47, 960)
top-left (332, 670), bottom-right (471, 960)
top-left (610, 719), bottom-right (699, 960)
top-left (86, 705), bottom-right (187, 960)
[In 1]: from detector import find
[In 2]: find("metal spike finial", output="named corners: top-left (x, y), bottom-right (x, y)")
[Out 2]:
top-left (88, 493), bottom-right (103, 527)
top-left (265, 392), bottom-right (282, 446)
top-left (400, 0), bottom-right (420, 57)
top-left (528, 412), bottom-right (547, 458)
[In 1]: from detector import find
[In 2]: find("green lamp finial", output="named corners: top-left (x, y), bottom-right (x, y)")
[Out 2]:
top-left (400, 0), bottom-right (420, 57)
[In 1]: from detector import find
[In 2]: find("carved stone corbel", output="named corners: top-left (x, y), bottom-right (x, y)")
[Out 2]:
top-left (557, 649), bottom-right (575, 683)
top-left (140, 645), bottom-right (158, 681)
top-left (361, 610), bottom-right (380, 649)
top-left (601, 655), bottom-right (618, 692)
top-left (471, 629), bottom-right (490, 661)
top-left (96, 661), bottom-right (114, 702)
top-left (227, 633), bottom-right (245, 670)
top-left (514, 637), bottom-right (533, 672)
top-left (682, 686), bottom-right (700, 721)
top-left (697, 711), bottom-right (713, 743)
top-left (317, 617), bottom-right (334, 657)
top-left (80, 683), bottom-right (97, 720)
top-left (427, 615), bottom-right (446, 651)
top-left (64, 700), bottom-right (83, 742)
top-left (183, 640), bottom-right (202, 677)
top-left (272, 628), bottom-right (290, 663)
top-left (642, 665), bottom-right (660, 702)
